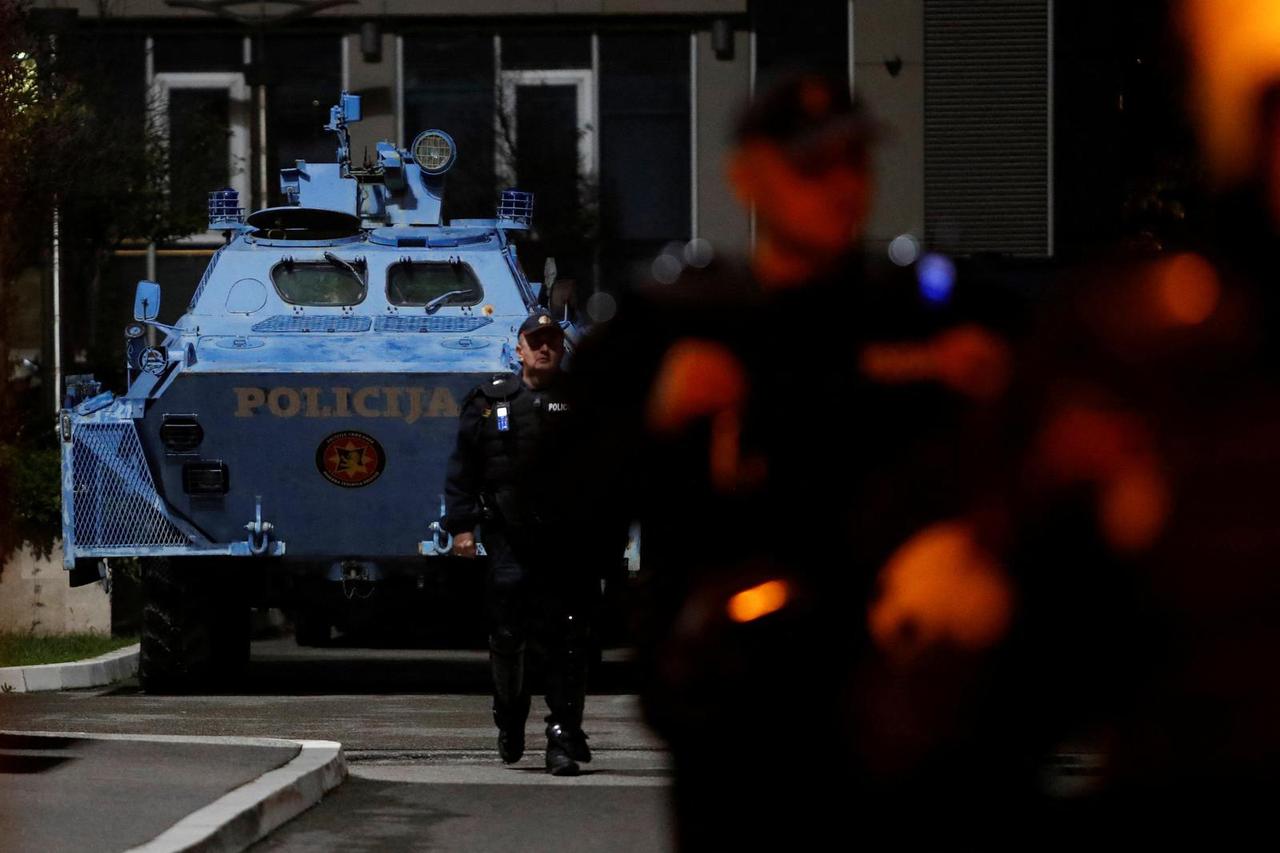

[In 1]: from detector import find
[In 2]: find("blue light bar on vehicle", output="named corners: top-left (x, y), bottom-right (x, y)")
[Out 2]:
top-left (208, 187), bottom-right (244, 229)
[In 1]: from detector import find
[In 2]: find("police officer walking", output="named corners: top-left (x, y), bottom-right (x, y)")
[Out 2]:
top-left (443, 311), bottom-right (597, 776)
top-left (568, 70), bottom-right (1021, 846)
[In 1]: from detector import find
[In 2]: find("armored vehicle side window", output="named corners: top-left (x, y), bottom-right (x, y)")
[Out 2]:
top-left (271, 260), bottom-right (367, 306)
top-left (387, 262), bottom-right (483, 307)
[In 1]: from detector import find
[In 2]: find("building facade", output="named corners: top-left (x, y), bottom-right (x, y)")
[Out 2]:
top-left (16, 0), bottom-right (1057, 408)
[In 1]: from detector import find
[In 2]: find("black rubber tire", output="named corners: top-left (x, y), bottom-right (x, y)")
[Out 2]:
top-left (208, 580), bottom-right (251, 685)
top-left (293, 608), bottom-right (332, 647)
top-left (139, 557), bottom-right (249, 693)
top-left (139, 557), bottom-right (203, 693)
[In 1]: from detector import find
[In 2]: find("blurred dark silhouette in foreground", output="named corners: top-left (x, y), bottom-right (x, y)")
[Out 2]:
top-left (575, 3), bottom-right (1280, 842)
top-left (571, 71), bottom-right (1021, 846)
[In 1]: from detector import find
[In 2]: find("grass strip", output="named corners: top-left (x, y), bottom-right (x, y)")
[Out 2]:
top-left (0, 632), bottom-right (138, 667)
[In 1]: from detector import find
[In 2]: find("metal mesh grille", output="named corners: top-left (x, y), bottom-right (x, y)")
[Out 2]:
top-left (498, 190), bottom-right (534, 225)
top-left (207, 189), bottom-right (244, 229)
top-left (71, 422), bottom-right (187, 549)
top-left (251, 315), bottom-right (373, 333)
top-left (374, 315), bottom-right (493, 333)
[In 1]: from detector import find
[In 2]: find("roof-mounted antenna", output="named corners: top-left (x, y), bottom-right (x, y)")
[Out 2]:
top-left (325, 91), bottom-right (363, 174)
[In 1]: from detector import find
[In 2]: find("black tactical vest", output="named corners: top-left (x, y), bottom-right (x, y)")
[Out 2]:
top-left (473, 373), bottom-right (573, 529)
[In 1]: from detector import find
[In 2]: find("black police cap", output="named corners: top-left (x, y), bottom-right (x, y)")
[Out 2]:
top-left (734, 71), bottom-right (879, 156)
top-left (519, 311), bottom-right (564, 338)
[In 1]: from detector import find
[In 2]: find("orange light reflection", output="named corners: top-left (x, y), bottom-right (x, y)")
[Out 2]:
top-left (1182, 0), bottom-right (1280, 182)
top-left (727, 580), bottom-right (791, 623)
top-left (1154, 253), bottom-right (1221, 326)
top-left (646, 339), bottom-right (747, 433)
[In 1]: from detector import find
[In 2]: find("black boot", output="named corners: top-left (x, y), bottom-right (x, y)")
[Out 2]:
top-left (491, 640), bottom-right (529, 764)
top-left (545, 684), bottom-right (592, 764)
top-left (546, 723), bottom-right (582, 776)
top-left (495, 696), bottom-right (530, 764)
top-left (545, 616), bottom-right (592, 772)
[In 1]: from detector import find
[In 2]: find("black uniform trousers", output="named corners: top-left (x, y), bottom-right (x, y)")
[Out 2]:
top-left (484, 522), bottom-right (601, 729)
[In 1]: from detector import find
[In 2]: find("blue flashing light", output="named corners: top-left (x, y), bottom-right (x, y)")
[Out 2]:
top-left (917, 253), bottom-right (956, 304)
top-left (208, 187), bottom-right (244, 229)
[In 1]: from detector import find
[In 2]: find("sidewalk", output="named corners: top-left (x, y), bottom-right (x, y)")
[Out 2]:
top-left (0, 731), bottom-right (345, 853)
top-left (0, 643), bottom-right (139, 693)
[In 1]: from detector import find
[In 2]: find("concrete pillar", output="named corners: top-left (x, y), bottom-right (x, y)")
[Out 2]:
top-left (0, 544), bottom-right (110, 635)
top-left (694, 26), bottom-right (753, 257)
top-left (854, 0), bottom-right (925, 251)
top-left (345, 30), bottom-right (399, 153)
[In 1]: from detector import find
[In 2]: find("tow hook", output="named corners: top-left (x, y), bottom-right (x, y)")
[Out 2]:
top-left (419, 495), bottom-right (487, 557)
top-left (244, 495), bottom-right (275, 556)
top-left (420, 496), bottom-right (454, 556)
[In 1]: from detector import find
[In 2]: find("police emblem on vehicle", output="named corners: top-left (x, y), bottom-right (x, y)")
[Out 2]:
top-left (316, 431), bottom-right (386, 487)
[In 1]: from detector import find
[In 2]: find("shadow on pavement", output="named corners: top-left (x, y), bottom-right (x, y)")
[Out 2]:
top-left (109, 639), bottom-right (638, 697)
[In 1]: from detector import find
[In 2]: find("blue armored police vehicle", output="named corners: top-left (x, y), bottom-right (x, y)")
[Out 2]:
top-left (60, 93), bottom-right (559, 690)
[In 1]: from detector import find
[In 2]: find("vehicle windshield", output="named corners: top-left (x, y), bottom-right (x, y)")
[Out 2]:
top-left (271, 260), bottom-right (367, 306)
top-left (387, 261), bottom-right (483, 307)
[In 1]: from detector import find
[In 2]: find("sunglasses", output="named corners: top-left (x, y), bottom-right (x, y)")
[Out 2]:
top-left (523, 330), bottom-right (563, 349)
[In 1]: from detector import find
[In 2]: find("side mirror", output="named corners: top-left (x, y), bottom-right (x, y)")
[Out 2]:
top-left (550, 277), bottom-right (576, 323)
top-left (134, 280), bottom-right (161, 322)
top-left (543, 257), bottom-right (558, 292)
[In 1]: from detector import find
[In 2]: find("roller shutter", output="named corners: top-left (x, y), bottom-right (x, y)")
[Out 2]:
top-left (924, 0), bottom-right (1052, 257)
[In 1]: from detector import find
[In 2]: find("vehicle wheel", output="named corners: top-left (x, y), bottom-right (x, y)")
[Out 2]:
top-left (207, 570), bottom-right (251, 686)
top-left (293, 609), bottom-right (332, 647)
top-left (139, 557), bottom-right (204, 693)
top-left (140, 558), bottom-right (249, 693)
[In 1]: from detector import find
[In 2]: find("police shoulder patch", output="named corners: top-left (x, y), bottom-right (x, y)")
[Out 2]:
top-left (480, 374), bottom-right (521, 400)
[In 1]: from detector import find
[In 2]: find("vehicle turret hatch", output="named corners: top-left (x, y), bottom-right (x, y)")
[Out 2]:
top-left (246, 206), bottom-right (361, 241)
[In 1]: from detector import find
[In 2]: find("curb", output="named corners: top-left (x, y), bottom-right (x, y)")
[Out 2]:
top-left (0, 643), bottom-right (139, 693)
top-left (128, 737), bottom-right (346, 853)
top-left (2, 730), bottom-right (346, 853)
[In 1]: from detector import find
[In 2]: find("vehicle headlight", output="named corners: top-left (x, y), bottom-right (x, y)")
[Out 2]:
top-left (411, 130), bottom-right (457, 175)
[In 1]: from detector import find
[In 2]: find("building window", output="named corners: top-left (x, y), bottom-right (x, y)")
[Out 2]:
top-left (153, 31), bottom-right (243, 73)
top-left (403, 33), bottom-right (497, 222)
top-left (599, 31), bottom-right (691, 287)
top-left (403, 28), bottom-right (692, 291)
top-left (264, 33), bottom-right (344, 207)
top-left (753, 0), bottom-right (849, 93)
top-left (500, 32), bottom-right (592, 71)
top-left (148, 71), bottom-right (251, 243)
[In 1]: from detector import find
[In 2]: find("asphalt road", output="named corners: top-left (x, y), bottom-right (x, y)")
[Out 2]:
top-left (0, 733), bottom-right (300, 853)
top-left (250, 761), bottom-right (673, 853)
top-left (0, 637), bottom-right (675, 852)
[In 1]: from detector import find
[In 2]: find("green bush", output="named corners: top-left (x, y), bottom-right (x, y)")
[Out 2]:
top-left (0, 438), bottom-right (62, 566)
